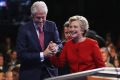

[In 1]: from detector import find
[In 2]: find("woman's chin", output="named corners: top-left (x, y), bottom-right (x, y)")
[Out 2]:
top-left (72, 36), bottom-right (76, 39)
top-left (71, 35), bottom-right (77, 38)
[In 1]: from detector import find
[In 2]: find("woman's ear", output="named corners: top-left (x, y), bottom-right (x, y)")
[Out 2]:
top-left (80, 28), bottom-right (84, 34)
top-left (82, 29), bottom-right (87, 36)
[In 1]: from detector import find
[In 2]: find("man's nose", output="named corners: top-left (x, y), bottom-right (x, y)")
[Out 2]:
top-left (39, 18), bottom-right (43, 22)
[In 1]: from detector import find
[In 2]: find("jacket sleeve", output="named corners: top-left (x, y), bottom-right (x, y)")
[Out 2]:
top-left (15, 25), bottom-right (40, 65)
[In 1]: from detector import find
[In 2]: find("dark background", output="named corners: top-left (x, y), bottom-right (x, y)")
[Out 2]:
top-left (0, 0), bottom-right (120, 45)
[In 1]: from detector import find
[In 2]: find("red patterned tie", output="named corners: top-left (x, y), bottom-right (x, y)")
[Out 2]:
top-left (38, 27), bottom-right (44, 50)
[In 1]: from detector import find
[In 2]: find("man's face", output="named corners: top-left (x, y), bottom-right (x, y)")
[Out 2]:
top-left (10, 51), bottom-right (17, 60)
top-left (33, 12), bottom-right (47, 27)
top-left (100, 49), bottom-right (108, 62)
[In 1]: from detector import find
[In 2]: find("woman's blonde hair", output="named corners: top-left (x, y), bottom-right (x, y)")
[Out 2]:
top-left (68, 15), bottom-right (89, 31)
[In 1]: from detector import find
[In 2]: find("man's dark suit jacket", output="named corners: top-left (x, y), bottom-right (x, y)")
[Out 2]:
top-left (16, 20), bottom-right (61, 80)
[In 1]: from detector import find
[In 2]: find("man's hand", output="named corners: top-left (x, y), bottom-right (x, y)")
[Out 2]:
top-left (48, 41), bottom-right (58, 54)
top-left (43, 46), bottom-right (52, 57)
top-left (43, 41), bottom-right (58, 57)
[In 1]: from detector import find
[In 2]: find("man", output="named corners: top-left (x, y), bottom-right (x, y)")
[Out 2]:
top-left (7, 50), bottom-right (20, 70)
top-left (16, 1), bottom-right (61, 80)
top-left (100, 47), bottom-right (113, 67)
top-left (0, 53), bottom-right (9, 73)
top-left (62, 21), bottom-right (72, 44)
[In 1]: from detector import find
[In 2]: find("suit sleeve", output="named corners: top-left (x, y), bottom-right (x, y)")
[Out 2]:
top-left (52, 22), bottom-right (62, 44)
top-left (52, 22), bottom-right (63, 52)
top-left (15, 25), bottom-right (40, 65)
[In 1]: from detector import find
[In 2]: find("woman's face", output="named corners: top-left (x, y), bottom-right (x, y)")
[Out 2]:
top-left (69, 20), bottom-right (83, 39)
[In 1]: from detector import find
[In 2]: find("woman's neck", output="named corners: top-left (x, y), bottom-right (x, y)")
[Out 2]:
top-left (73, 36), bottom-right (86, 43)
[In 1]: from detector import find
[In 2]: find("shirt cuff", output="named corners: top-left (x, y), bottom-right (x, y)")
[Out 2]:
top-left (40, 52), bottom-right (44, 62)
top-left (55, 45), bottom-right (59, 53)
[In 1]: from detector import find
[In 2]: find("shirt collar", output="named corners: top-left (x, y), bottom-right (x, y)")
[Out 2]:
top-left (33, 21), bottom-right (44, 32)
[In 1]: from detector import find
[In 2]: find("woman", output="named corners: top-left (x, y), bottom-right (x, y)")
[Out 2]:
top-left (50, 15), bottom-right (105, 73)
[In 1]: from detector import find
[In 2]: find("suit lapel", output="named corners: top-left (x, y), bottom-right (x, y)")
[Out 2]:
top-left (29, 22), bottom-right (41, 50)
top-left (43, 21), bottom-right (50, 49)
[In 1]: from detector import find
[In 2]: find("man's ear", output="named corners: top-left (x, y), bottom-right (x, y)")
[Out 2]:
top-left (31, 14), bottom-right (34, 18)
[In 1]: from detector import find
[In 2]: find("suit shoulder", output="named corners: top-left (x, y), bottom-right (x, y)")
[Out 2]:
top-left (17, 21), bottom-right (33, 34)
top-left (45, 20), bottom-right (56, 25)
top-left (45, 20), bottom-right (56, 26)
top-left (19, 21), bottom-right (33, 29)
top-left (21, 21), bottom-right (33, 27)
top-left (44, 20), bottom-right (58, 31)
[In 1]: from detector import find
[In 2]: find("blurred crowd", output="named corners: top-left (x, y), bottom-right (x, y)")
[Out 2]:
top-left (0, 37), bottom-right (20, 80)
top-left (0, 1), bottom-right (120, 80)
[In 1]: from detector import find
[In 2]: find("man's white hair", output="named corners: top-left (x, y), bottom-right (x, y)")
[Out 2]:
top-left (31, 1), bottom-right (48, 15)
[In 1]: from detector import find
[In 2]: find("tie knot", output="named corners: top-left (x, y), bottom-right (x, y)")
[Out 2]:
top-left (38, 27), bottom-right (43, 33)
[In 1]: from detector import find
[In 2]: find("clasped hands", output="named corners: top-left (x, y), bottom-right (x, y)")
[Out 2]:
top-left (43, 41), bottom-right (58, 57)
